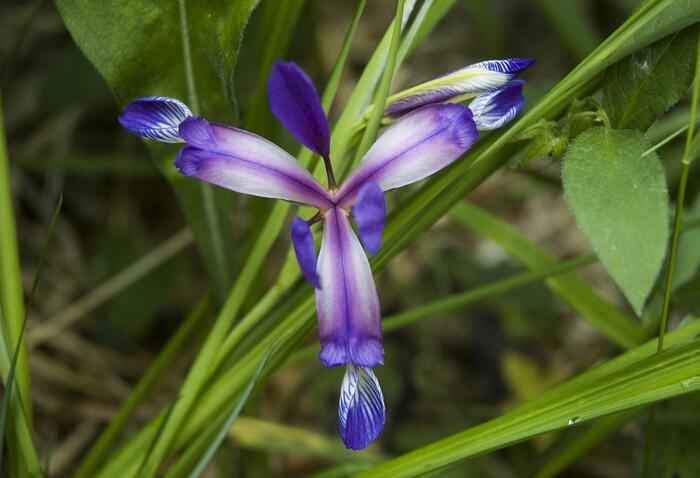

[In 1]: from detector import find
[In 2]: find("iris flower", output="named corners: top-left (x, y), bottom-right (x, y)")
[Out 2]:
top-left (119, 57), bottom-right (532, 450)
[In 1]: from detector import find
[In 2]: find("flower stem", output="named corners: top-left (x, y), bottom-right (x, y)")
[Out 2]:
top-left (642, 27), bottom-right (700, 477)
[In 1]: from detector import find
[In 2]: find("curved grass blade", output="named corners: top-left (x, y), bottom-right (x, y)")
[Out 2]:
top-left (0, 194), bottom-right (62, 474)
top-left (185, 338), bottom-right (282, 478)
top-left (352, 335), bottom-right (700, 478)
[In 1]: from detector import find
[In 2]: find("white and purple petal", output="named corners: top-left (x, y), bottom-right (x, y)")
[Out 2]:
top-left (352, 183), bottom-right (386, 255)
top-left (316, 207), bottom-right (383, 368)
top-left (385, 58), bottom-right (534, 117)
top-left (118, 97), bottom-right (192, 142)
top-left (339, 363), bottom-right (386, 450)
top-left (337, 104), bottom-right (478, 207)
top-left (291, 217), bottom-right (321, 288)
top-left (175, 117), bottom-right (333, 209)
top-left (268, 61), bottom-right (331, 159)
top-left (469, 80), bottom-right (525, 130)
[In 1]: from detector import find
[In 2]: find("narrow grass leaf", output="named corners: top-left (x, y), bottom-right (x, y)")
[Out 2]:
top-left (352, 337), bottom-right (700, 478)
top-left (186, 339), bottom-right (280, 478)
top-left (536, 0), bottom-right (600, 60)
top-left (0, 194), bottom-right (61, 475)
top-left (562, 128), bottom-right (669, 315)
top-left (450, 202), bottom-right (645, 347)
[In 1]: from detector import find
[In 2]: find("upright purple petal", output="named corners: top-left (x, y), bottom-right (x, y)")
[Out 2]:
top-left (175, 117), bottom-right (333, 209)
top-left (339, 364), bottom-right (386, 450)
top-left (385, 58), bottom-right (534, 117)
top-left (336, 104), bottom-right (478, 208)
top-left (268, 61), bottom-right (330, 158)
top-left (352, 183), bottom-right (386, 255)
top-left (469, 80), bottom-right (525, 130)
top-left (316, 207), bottom-right (383, 368)
top-left (119, 97), bottom-right (192, 142)
top-left (291, 217), bottom-right (320, 288)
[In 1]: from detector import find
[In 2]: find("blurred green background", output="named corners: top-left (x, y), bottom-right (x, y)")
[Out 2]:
top-left (2, 0), bottom-right (700, 476)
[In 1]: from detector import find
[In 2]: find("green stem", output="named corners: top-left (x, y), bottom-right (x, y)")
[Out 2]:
top-left (642, 26), bottom-right (700, 477)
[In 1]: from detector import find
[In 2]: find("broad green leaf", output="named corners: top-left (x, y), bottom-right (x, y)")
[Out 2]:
top-left (55, 0), bottom-right (261, 298)
top-left (562, 127), bottom-right (669, 314)
top-left (603, 25), bottom-right (699, 132)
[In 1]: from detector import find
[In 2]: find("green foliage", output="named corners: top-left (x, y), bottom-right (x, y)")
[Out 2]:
top-left (54, 0), bottom-right (262, 298)
top-left (355, 320), bottom-right (700, 478)
top-left (603, 25), bottom-right (699, 132)
top-left (563, 127), bottom-right (669, 314)
top-left (451, 202), bottom-right (645, 348)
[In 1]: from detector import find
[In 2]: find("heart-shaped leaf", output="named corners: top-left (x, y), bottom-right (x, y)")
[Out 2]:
top-left (563, 127), bottom-right (669, 315)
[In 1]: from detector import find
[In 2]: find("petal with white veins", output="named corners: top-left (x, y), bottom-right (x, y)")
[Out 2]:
top-left (384, 58), bottom-right (534, 117)
top-left (119, 97), bottom-right (192, 143)
top-left (339, 363), bottom-right (386, 450)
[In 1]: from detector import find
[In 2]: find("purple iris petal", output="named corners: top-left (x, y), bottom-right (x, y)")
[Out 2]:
top-left (352, 183), bottom-right (386, 255)
top-left (175, 117), bottom-right (333, 209)
top-left (291, 217), bottom-right (321, 288)
top-left (316, 207), bottom-right (383, 368)
top-left (337, 104), bottom-right (478, 207)
top-left (469, 80), bottom-right (525, 130)
top-left (118, 97), bottom-right (192, 142)
top-left (268, 61), bottom-right (331, 159)
top-left (339, 364), bottom-right (386, 450)
top-left (385, 58), bottom-right (534, 117)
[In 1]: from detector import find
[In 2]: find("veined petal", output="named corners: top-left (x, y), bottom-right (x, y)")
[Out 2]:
top-left (268, 61), bottom-right (330, 158)
top-left (352, 183), bottom-right (386, 255)
top-left (385, 58), bottom-right (534, 117)
top-left (339, 364), bottom-right (386, 450)
top-left (175, 117), bottom-right (332, 209)
top-left (291, 217), bottom-right (320, 288)
top-left (119, 97), bottom-right (192, 142)
top-left (470, 80), bottom-right (525, 130)
top-left (337, 104), bottom-right (477, 207)
top-left (316, 208), bottom-right (383, 368)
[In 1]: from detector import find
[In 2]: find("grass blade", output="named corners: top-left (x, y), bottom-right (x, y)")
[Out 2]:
top-left (185, 338), bottom-right (282, 478)
top-left (0, 194), bottom-right (62, 475)
top-left (450, 201), bottom-right (646, 348)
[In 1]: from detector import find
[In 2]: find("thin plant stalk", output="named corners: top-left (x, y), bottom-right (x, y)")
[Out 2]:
top-left (642, 27), bottom-right (700, 477)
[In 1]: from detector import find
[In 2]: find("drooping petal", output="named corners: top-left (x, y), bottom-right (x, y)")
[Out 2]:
top-left (384, 58), bottom-right (534, 117)
top-left (339, 363), bottom-right (386, 450)
top-left (469, 80), bottom-right (525, 130)
top-left (175, 117), bottom-right (333, 209)
top-left (118, 97), bottom-right (192, 142)
top-left (316, 207), bottom-right (383, 368)
top-left (291, 217), bottom-right (320, 288)
top-left (352, 183), bottom-right (386, 255)
top-left (268, 61), bottom-right (330, 158)
top-left (336, 104), bottom-right (478, 207)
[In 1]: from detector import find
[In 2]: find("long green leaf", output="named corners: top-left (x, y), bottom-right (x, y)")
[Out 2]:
top-left (0, 195), bottom-right (60, 476)
top-left (450, 201), bottom-right (646, 348)
top-left (55, 0), bottom-right (261, 298)
top-left (352, 332), bottom-right (700, 477)
top-left (0, 90), bottom-right (40, 477)
top-left (185, 339), bottom-right (281, 478)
